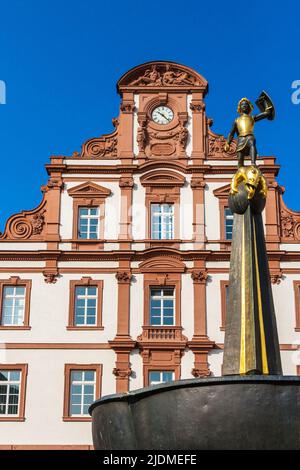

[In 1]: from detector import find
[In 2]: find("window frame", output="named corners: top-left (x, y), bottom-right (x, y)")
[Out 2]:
top-left (149, 287), bottom-right (175, 326)
top-left (0, 364), bottom-right (28, 422)
top-left (68, 278), bottom-right (104, 330)
top-left (224, 207), bottom-right (234, 241)
top-left (63, 364), bottom-right (102, 422)
top-left (150, 203), bottom-right (175, 240)
top-left (294, 281), bottom-right (300, 332)
top-left (148, 370), bottom-right (175, 386)
top-left (77, 206), bottom-right (101, 240)
top-left (144, 365), bottom-right (179, 387)
top-left (143, 275), bottom-right (181, 327)
top-left (0, 278), bottom-right (31, 330)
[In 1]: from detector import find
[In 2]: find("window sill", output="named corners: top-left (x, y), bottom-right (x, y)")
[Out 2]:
top-left (66, 326), bottom-right (104, 331)
top-left (0, 326), bottom-right (31, 330)
top-left (0, 417), bottom-right (25, 422)
top-left (63, 416), bottom-right (92, 422)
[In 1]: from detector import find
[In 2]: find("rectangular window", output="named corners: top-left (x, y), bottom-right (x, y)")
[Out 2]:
top-left (150, 287), bottom-right (175, 326)
top-left (224, 207), bottom-right (233, 240)
top-left (78, 207), bottom-right (100, 239)
top-left (1, 286), bottom-right (26, 326)
top-left (149, 371), bottom-right (175, 386)
top-left (69, 370), bottom-right (96, 416)
top-left (75, 286), bottom-right (98, 326)
top-left (0, 370), bottom-right (21, 416)
top-left (151, 204), bottom-right (174, 240)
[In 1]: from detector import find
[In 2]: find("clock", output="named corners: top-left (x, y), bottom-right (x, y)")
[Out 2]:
top-left (152, 106), bottom-right (174, 125)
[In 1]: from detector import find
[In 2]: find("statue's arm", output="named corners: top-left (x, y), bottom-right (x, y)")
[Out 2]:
top-left (224, 121), bottom-right (237, 152)
top-left (254, 108), bottom-right (272, 122)
top-left (226, 120), bottom-right (237, 143)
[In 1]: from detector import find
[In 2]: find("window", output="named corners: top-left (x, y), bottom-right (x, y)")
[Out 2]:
top-left (149, 371), bottom-right (175, 386)
top-left (0, 278), bottom-right (31, 329)
top-left (78, 207), bottom-right (100, 239)
top-left (0, 370), bottom-right (21, 416)
top-left (150, 287), bottom-right (175, 326)
top-left (224, 208), bottom-right (233, 240)
top-left (1, 286), bottom-right (25, 326)
top-left (64, 364), bottom-right (102, 421)
top-left (151, 204), bottom-right (174, 240)
top-left (75, 286), bottom-right (98, 326)
top-left (69, 370), bottom-right (96, 416)
top-left (68, 279), bottom-right (103, 330)
top-left (0, 365), bottom-right (27, 421)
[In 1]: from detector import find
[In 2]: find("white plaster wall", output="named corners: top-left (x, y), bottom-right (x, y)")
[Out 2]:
top-left (0, 349), bottom-right (115, 445)
top-left (130, 274), bottom-right (143, 339)
top-left (207, 273), bottom-right (228, 344)
top-left (205, 183), bottom-right (222, 241)
top-left (129, 349), bottom-right (143, 391)
top-left (132, 176), bottom-right (146, 240)
top-left (272, 274), bottom-right (300, 344)
top-left (181, 349), bottom-right (194, 380)
top-left (0, 243), bottom-right (47, 251)
top-left (208, 350), bottom-right (223, 377)
top-left (0, 273), bottom-right (118, 343)
top-left (281, 244), bottom-right (300, 251)
top-left (180, 175), bottom-right (193, 240)
top-left (181, 274), bottom-right (194, 340)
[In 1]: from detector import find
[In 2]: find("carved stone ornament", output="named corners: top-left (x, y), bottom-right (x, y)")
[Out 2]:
top-left (119, 177), bottom-right (134, 188)
top-left (43, 271), bottom-right (58, 284)
top-left (115, 271), bottom-right (133, 283)
top-left (113, 368), bottom-right (132, 378)
top-left (120, 102), bottom-right (135, 113)
top-left (31, 210), bottom-right (46, 235)
top-left (270, 273), bottom-right (283, 285)
top-left (191, 270), bottom-right (209, 284)
top-left (280, 203), bottom-right (300, 241)
top-left (208, 130), bottom-right (237, 157)
top-left (137, 123), bottom-right (147, 152)
top-left (41, 176), bottom-right (64, 193)
top-left (190, 102), bottom-right (205, 112)
top-left (191, 367), bottom-right (211, 378)
top-left (129, 64), bottom-right (201, 87)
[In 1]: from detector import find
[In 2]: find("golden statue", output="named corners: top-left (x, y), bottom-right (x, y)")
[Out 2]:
top-left (224, 91), bottom-right (275, 167)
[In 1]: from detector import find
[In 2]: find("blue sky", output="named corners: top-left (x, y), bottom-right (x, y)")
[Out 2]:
top-left (0, 0), bottom-right (299, 229)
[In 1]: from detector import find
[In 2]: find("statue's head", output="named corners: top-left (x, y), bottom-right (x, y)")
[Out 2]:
top-left (237, 98), bottom-right (254, 114)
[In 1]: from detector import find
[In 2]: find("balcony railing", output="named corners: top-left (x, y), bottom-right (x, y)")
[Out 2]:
top-left (138, 326), bottom-right (185, 342)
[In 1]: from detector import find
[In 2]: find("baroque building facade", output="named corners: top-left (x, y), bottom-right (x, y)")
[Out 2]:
top-left (1, 61), bottom-right (300, 449)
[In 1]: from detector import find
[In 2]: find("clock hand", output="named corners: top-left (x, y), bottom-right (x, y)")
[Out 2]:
top-left (158, 111), bottom-right (170, 122)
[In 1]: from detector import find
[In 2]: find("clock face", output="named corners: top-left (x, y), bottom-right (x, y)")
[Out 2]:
top-left (152, 106), bottom-right (174, 125)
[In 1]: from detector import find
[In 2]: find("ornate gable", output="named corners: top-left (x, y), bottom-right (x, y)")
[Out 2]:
top-left (117, 61), bottom-right (208, 92)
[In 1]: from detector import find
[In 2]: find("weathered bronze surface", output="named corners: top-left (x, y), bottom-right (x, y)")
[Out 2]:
top-left (90, 376), bottom-right (300, 450)
top-left (222, 167), bottom-right (282, 375)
